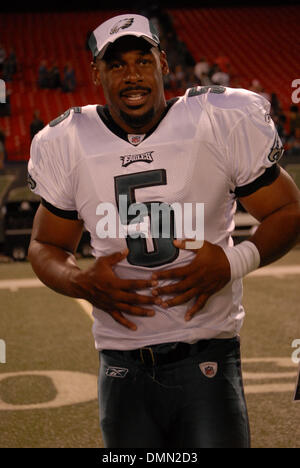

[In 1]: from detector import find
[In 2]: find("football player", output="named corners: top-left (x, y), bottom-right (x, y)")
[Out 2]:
top-left (28, 14), bottom-right (300, 448)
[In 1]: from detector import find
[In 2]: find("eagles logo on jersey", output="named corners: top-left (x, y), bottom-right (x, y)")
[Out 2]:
top-left (268, 133), bottom-right (284, 163)
top-left (27, 172), bottom-right (37, 190)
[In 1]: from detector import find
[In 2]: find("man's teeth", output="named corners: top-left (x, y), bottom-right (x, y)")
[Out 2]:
top-left (126, 94), bottom-right (144, 100)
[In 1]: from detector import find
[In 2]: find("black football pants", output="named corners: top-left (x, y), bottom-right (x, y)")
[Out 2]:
top-left (98, 337), bottom-right (250, 448)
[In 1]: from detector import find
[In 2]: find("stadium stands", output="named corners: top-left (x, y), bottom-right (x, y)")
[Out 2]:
top-left (170, 6), bottom-right (299, 110)
top-left (0, 6), bottom-right (299, 162)
top-left (0, 10), bottom-right (115, 160)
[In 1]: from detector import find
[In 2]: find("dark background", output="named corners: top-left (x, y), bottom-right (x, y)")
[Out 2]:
top-left (1, 0), bottom-right (299, 12)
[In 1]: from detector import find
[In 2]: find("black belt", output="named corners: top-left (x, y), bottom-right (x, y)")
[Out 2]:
top-left (103, 340), bottom-right (210, 367)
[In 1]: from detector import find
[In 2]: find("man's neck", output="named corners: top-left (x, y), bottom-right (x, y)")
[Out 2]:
top-left (108, 103), bottom-right (167, 135)
top-left (97, 98), bottom-right (179, 145)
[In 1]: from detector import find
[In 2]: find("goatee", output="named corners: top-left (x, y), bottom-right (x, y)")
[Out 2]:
top-left (120, 107), bottom-right (155, 130)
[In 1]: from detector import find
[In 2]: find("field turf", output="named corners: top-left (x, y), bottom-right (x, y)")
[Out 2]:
top-left (0, 251), bottom-right (299, 448)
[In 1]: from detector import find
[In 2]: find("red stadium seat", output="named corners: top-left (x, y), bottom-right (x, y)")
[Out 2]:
top-left (170, 6), bottom-right (299, 109)
top-left (0, 6), bottom-right (299, 161)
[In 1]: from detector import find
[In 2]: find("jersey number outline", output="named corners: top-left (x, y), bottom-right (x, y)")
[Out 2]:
top-left (114, 169), bottom-right (179, 267)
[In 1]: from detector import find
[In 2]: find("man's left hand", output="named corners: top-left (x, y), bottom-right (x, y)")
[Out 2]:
top-left (151, 240), bottom-right (231, 321)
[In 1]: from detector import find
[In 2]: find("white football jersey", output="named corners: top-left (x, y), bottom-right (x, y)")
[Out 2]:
top-left (28, 86), bottom-right (283, 350)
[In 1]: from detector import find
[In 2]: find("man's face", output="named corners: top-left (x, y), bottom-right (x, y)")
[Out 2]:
top-left (92, 37), bottom-right (169, 133)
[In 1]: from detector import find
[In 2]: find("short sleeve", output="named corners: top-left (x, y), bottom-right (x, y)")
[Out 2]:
top-left (227, 96), bottom-right (284, 195)
top-left (28, 131), bottom-right (77, 212)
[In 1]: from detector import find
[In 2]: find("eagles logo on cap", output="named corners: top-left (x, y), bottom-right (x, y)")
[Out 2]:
top-left (110, 18), bottom-right (134, 35)
top-left (89, 14), bottom-right (160, 59)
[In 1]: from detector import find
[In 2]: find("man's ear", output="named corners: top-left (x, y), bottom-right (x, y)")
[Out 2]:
top-left (160, 50), bottom-right (169, 76)
top-left (91, 60), bottom-right (101, 86)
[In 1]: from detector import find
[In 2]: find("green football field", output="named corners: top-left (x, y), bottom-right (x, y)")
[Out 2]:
top-left (0, 251), bottom-right (299, 448)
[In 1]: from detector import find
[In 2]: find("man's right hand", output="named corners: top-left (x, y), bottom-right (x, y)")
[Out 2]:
top-left (73, 249), bottom-right (160, 331)
top-left (28, 205), bottom-right (160, 332)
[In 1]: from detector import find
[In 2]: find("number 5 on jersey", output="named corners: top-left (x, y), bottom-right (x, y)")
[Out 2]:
top-left (114, 169), bottom-right (179, 268)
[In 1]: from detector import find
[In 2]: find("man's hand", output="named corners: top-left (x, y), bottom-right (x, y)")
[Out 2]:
top-left (151, 240), bottom-right (231, 321)
top-left (74, 249), bottom-right (160, 331)
top-left (28, 205), bottom-right (161, 332)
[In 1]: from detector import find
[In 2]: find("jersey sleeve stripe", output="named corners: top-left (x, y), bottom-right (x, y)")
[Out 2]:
top-left (41, 198), bottom-right (79, 220)
top-left (234, 164), bottom-right (280, 198)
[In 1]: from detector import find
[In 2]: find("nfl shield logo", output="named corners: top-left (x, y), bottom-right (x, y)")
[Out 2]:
top-left (128, 134), bottom-right (145, 145)
top-left (199, 362), bottom-right (218, 378)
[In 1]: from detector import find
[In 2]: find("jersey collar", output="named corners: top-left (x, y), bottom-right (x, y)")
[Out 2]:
top-left (96, 98), bottom-right (179, 146)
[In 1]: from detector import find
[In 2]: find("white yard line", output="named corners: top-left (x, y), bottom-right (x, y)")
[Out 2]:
top-left (0, 265), bottom-right (299, 328)
top-left (0, 264), bottom-right (299, 292)
top-left (0, 278), bottom-right (94, 321)
top-left (75, 298), bottom-right (94, 321)
top-left (0, 265), bottom-right (299, 318)
top-left (0, 278), bottom-right (44, 291)
top-left (0, 271), bottom-right (299, 396)
top-left (244, 383), bottom-right (296, 395)
top-left (249, 265), bottom-right (300, 277)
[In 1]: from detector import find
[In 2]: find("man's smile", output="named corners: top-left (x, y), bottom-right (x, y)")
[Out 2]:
top-left (120, 87), bottom-right (151, 107)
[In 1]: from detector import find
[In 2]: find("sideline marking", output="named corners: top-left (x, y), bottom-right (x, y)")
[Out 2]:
top-left (243, 357), bottom-right (296, 366)
top-left (0, 277), bottom-right (299, 398)
top-left (0, 359), bottom-right (298, 412)
top-left (243, 357), bottom-right (298, 395)
top-left (245, 383), bottom-right (295, 394)
top-left (244, 372), bottom-right (296, 380)
top-left (0, 279), bottom-right (94, 321)
top-left (249, 265), bottom-right (300, 277)
top-left (0, 370), bottom-right (97, 410)
top-left (75, 298), bottom-right (93, 321)
top-left (0, 278), bottom-right (43, 291)
top-left (0, 264), bottom-right (299, 291)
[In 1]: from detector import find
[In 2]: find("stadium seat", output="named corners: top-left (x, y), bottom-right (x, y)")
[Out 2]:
top-left (0, 6), bottom-right (299, 162)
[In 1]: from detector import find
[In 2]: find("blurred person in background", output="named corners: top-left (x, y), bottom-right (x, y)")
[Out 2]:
top-left (2, 48), bottom-right (17, 82)
top-left (249, 79), bottom-right (271, 102)
top-left (0, 87), bottom-right (11, 117)
top-left (275, 114), bottom-right (289, 147)
top-left (174, 64), bottom-right (186, 90)
top-left (270, 93), bottom-right (283, 118)
top-left (211, 64), bottom-right (230, 87)
top-left (287, 127), bottom-right (300, 155)
top-left (0, 126), bottom-right (5, 171)
top-left (198, 72), bottom-right (212, 86)
top-left (37, 60), bottom-right (49, 89)
top-left (0, 143), bottom-right (4, 171)
top-left (48, 62), bottom-right (61, 89)
top-left (0, 44), bottom-right (6, 73)
top-left (30, 110), bottom-right (44, 141)
top-left (214, 52), bottom-right (230, 74)
top-left (62, 63), bottom-right (76, 92)
top-left (289, 105), bottom-right (300, 137)
top-left (185, 66), bottom-right (199, 89)
top-left (194, 57), bottom-right (210, 83)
